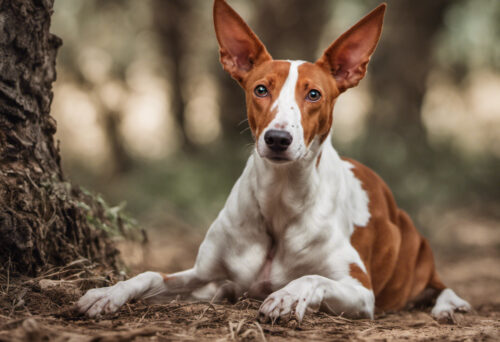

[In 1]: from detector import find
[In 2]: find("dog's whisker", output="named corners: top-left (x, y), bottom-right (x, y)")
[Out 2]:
top-left (238, 118), bottom-right (249, 126)
top-left (240, 126), bottom-right (251, 135)
top-left (244, 142), bottom-right (255, 152)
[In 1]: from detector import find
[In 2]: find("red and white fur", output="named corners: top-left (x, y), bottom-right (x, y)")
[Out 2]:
top-left (77, 0), bottom-right (470, 322)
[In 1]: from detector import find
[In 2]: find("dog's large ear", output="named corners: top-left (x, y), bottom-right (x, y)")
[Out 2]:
top-left (316, 3), bottom-right (386, 93)
top-left (214, 0), bottom-right (272, 83)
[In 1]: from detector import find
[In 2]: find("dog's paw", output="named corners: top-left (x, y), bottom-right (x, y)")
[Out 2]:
top-left (431, 289), bottom-right (471, 324)
top-left (77, 282), bottom-right (131, 318)
top-left (259, 289), bottom-right (298, 323)
top-left (258, 277), bottom-right (322, 323)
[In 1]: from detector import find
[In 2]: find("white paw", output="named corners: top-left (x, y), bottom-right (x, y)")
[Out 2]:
top-left (77, 282), bottom-right (131, 317)
top-left (431, 288), bottom-right (471, 323)
top-left (258, 277), bottom-right (322, 323)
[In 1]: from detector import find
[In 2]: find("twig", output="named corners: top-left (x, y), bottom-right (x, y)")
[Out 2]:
top-left (358, 326), bottom-right (378, 336)
top-left (195, 302), bottom-right (217, 321)
top-left (235, 319), bottom-right (245, 335)
top-left (6, 256), bottom-right (11, 295)
top-left (254, 321), bottom-right (267, 342)
top-left (228, 321), bottom-right (236, 340)
top-left (137, 306), bottom-right (151, 324)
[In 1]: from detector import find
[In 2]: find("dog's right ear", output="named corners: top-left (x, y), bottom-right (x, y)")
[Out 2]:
top-left (214, 0), bottom-right (272, 83)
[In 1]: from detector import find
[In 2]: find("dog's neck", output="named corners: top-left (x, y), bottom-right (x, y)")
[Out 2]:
top-left (250, 137), bottom-right (348, 234)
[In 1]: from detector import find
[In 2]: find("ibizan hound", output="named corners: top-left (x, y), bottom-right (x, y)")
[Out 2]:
top-left (77, 0), bottom-right (470, 323)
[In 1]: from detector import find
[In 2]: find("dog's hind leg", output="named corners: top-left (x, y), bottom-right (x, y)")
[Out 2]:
top-left (431, 287), bottom-right (471, 322)
top-left (428, 271), bottom-right (471, 322)
top-left (409, 242), bottom-right (471, 321)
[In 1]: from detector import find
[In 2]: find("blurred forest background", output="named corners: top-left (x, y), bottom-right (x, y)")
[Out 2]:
top-left (50, 0), bottom-right (500, 251)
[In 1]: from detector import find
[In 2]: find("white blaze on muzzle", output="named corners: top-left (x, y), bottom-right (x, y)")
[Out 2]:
top-left (258, 60), bottom-right (306, 161)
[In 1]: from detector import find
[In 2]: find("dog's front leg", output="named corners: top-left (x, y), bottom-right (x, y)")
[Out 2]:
top-left (77, 268), bottom-right (213, 317)
top-left (259, 275), bottom-right (375, 323)
top-left (77, 169), bottom-right (263, 318)
top-left (77, 222), bottom-right (230, 317)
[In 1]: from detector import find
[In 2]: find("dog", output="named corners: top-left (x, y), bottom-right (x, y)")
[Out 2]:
top-left (77, 0), bottom-right (471, 322)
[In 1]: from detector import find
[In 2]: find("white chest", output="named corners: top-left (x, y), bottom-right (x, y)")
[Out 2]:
top-left (220, 203), bottom-right (364, 300)
top-left (208, 145), bottom-right (370, 297)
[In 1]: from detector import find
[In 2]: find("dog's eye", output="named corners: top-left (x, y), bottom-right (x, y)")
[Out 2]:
top-left (254, 85), bottom-right (269, 97)
top-left (306, 89), bottom-right (321, 102)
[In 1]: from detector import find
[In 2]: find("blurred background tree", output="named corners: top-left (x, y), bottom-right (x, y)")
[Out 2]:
top-left (50, 0), bottom-right (500, 244)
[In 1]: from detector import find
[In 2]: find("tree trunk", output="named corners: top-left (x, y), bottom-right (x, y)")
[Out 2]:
top-left (367, 0), bottom-right (451, 135)
top-left (0, 0), bottom-right (118, 276)
top-left (153, 0), bottom-right (196, 152)
top-left (101, 108), bottom-right (133, 174)
top-left (351, 0), bottom-right (452, 216)
top-left (255, 0), bottom-right (330, 61)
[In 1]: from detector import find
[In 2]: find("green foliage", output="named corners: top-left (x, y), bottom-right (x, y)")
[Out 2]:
top-left (78, 188), bottom-right (141, 241)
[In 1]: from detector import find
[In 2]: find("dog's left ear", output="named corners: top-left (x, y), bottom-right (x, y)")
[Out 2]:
top-left (316, 3), bottom-right (386, 93)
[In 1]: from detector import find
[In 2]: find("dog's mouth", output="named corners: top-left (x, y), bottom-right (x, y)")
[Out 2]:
top-left (265, 154), bottom-right (293, 164)
top-left (256, 141), bottom-right (297, 164)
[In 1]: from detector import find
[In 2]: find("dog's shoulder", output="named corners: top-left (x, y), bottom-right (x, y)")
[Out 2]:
top-left (341, 157), bottom-right (398, 223)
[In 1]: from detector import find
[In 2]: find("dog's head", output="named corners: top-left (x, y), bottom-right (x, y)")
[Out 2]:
top-left (214, 0), bottom-right (385, 164)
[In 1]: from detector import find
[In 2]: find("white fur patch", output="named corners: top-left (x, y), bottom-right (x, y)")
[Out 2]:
top-left (77, 271), bottom-right (165, 317)
top-left (343, 161), bottom-right (371, 228)
top-left (431, 288), bottom-right (471, 321)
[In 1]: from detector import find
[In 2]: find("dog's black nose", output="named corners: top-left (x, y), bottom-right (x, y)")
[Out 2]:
top-left (264, 130), bottom-right (293, 152)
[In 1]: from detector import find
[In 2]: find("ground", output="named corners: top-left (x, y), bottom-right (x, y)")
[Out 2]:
top-left (1, 224), bottom-right (499, 342)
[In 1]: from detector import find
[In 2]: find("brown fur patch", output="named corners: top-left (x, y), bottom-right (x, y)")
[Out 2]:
top-left (350, 263), bottom-right (372, 289)
top-left (295, 63), bottom-right (338, 145)
top-left (316, 152), bottom-right (322, 168)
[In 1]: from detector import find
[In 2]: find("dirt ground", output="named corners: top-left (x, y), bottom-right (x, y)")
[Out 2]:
top-left (1, 224), bottom-right (499, 342)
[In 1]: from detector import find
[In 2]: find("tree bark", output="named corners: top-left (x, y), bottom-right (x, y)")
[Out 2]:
top-left (0, 0), bottom-right (118, 275)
